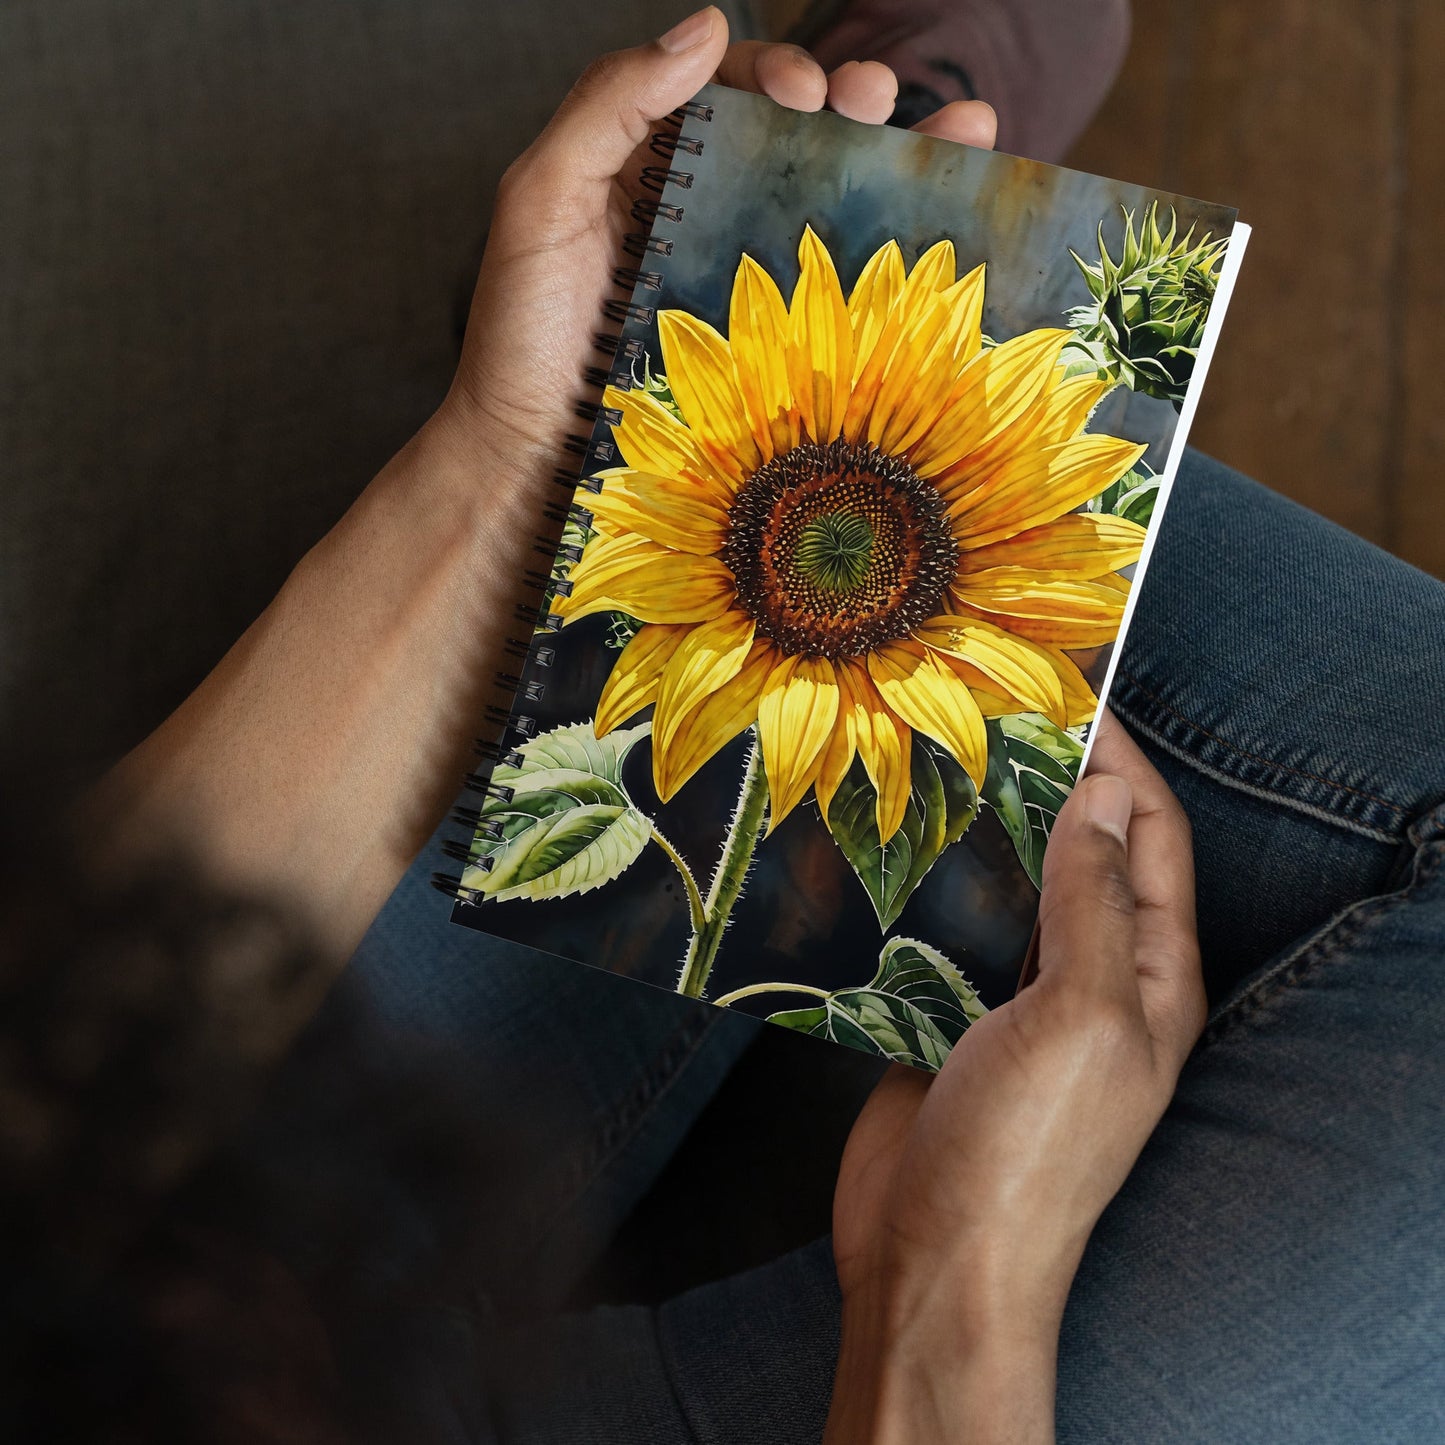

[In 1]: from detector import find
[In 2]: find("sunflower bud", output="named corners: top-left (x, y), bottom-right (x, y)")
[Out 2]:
top-left (1066, 203), bottom-right (1226, 406)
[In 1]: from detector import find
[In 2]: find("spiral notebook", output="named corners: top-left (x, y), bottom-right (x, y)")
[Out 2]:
top-left (438, 83), bottom-right (1249, 1073)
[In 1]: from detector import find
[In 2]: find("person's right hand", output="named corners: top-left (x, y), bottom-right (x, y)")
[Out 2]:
top-left (436, 5), bottom-right (997, 487)
top-left (827, 711), bottom-right (1206, 1444)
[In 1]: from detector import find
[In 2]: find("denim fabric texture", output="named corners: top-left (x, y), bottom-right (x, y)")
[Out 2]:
top-left (297, 451), bottom-right (1445, 1442)
top-left (336, 867), bottom-right (761, 1316)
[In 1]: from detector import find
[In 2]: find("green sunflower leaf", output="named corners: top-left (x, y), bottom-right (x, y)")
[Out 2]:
top-left (460, 721), bottom-right (653, 903)
top-left (825, 738), bottom-right (979, 930)
top-left (642, 359), bottom-right (684, 422)
top-left (1113, 477), bottom-right (1160, 527)
top-left (605, 613), bottom-right (644, 650)
top-left (870, 936), bottom-right (990, 1033)
top-left (1059, 335), bottom-right (1113, 383)
top-left (1090, 464), bottom-right (1160, 528)
top-left (498, 719), bottom-right (651, 783)
top-left (768, 936), bottom-right (988, 1074)
top-left (979, 714), bottom-right (1085, 890)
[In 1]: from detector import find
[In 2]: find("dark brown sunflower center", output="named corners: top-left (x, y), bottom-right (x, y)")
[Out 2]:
top-left (720, 439), bottom-right (959, 660)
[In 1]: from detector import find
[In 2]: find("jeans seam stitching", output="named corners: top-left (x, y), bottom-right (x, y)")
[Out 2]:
top-left (526, 1011), bottom-right (719, 1255)
top-left (1113, 699), bottom-right (1404, 845)
top-left (1116, 667), bottom-right (1410, 819)
top-left (1198, 839), bottom-right (1445, 1049)
top-left (653, 1302), bottom-right (706, 1444)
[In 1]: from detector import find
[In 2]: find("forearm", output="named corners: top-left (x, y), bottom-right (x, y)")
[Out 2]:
top-left (825, 1271), bottom-right (1062, 1445)
top-left (97, 406), bottom-right (539, 963)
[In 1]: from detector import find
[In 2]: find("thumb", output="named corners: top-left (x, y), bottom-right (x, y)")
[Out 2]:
top-left (1036, 772), bottom-right (1142, 1015)
top-left (513, 7), bottom-right (728, 212)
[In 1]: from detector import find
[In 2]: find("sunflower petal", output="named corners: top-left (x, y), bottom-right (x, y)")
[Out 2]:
top-left (588, 469), bottom-right (730, 555)
top-left (842, 241), bottom-right (958, 444)
top-left (953, 571), bottom-right (1130, 647)
top-left (846, 240), bottom-right (906, 386)
top-left (958, 512), bottom-right (1147, 579)
top-left (1033, 373), bottom-right (1115, 447)
top-left (905, 239), bottom-right (958, 295)
top-left (906, 327), bottom-right (1072, 478)
top-left (605, 385), bottom-right (734, 499)
top-left (912, 615), bottom-right (1067, 724)
top-left (843, 662), bottom-right (913, 843)
top-left (873, 265), bottom-right (987, 457)
top-left (653, 642), bottom-right (777, 802)
top-left (941, 658), bottom-right (1028, 718)
top-left (952, 435), bottom-right (1148, 546)
top-left (756, 654), bottom-right (841, 831)
top-left (813, 684), bottom-right (859, 829)
top-left (937, 372), bottom-right (1113, 506)
top-left (652, 610), bottom-right (756, 755)
top-left (594, 623), bottom-right (689, 736)
top-left (554, 535), bottom-right (735, 624)
top-left (656, 310), bottom-right (760, 483)
top-left (729, 254), bottom-right (797, 461)
top-left (1039, 645), bottom-right (1099, 727)
top-left (788, 225), bottom-right (853, 444)
top-left (867, 641), bottom-right (987, 787)
top-left (949, 605), bottom-right (1121, 651)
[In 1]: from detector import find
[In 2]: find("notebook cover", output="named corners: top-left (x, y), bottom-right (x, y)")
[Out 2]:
top-left (446, 82), bottom-right (1248, 1072)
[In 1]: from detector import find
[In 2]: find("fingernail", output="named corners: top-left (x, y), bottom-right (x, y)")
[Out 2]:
top-left (1083, 774), bottom-right (1132, 849)
top-left (658, 6), bottom-right (714, 53)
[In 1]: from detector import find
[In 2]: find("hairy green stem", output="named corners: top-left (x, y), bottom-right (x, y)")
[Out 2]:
top-left (675, 736), bottom-right (769, 999)
top-left (649, 823), bottom-right (705, 933)
top-left (711, 980), bottom-right (830, 1009)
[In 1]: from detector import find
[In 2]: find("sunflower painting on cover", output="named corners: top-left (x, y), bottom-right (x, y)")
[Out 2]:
top-left (451, 85), bottom-right (1238, 1072)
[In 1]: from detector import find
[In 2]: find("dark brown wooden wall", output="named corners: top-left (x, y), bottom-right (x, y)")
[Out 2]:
top-left (1069, 0), bottom-right (1441, 578)
top-left (763, 0), bottom-right (1443, 576)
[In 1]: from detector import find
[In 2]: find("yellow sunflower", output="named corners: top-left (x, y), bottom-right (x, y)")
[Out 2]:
top-left (553, 227), bottom-right (1148, 842)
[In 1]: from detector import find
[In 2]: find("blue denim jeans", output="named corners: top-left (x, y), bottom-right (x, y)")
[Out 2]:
top-left (309, 451), bottom-right (1445, 1442)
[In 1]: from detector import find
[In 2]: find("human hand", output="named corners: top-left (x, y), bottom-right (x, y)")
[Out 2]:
top-left (428, 4), bottom-right (999, 500)
top-left (826, 711), bottom-right (1206, 1444)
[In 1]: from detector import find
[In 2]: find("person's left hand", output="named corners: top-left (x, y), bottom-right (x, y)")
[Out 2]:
top-left (825, 712), bottom-right (1206, 1443)
top-left (430, 4), bottom-right (998, 499)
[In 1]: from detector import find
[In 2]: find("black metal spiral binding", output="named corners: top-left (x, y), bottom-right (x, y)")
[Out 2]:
top-left (640, 166), bottom-right (693, 193)
top-left (623, 233), bottom-right (674, 259)
top-left (612, 265), bottom-right (665, 292)
top-left (575, 399), bottom-right (624, 427)
top-left (589, 333), bottom-right (648, 389)
top-left (602, 299), bottom-right (656, 326)
top-left (584, 365), bottom-right (630, 390)
top-left (563, 433), bottom-right (615, 462)
top-left (595, 334), bottom-right (646, 361)
top-left (434, 105), bottom-right (711, 905)
top-left (649, 131), bottom-right (704, 159)
top-left (542, 499), bottom-right (594, 530)
top-left (632, 198), bottom-right (684, 225)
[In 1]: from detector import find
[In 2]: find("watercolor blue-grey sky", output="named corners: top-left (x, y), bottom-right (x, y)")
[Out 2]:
top-left (648, 83), bottom-right (1236, 472)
